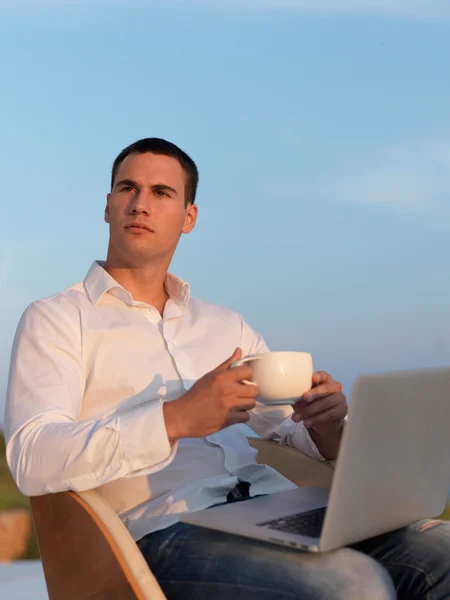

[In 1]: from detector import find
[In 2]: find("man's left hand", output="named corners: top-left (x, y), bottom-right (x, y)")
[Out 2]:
top-left (292, 371), bottom-right (347, 435)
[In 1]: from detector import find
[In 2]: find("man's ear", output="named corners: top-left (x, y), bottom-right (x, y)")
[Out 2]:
top-left (182, 203), bottom-right (198, 234)
top-left (104, 193), bottom-right (111, 223)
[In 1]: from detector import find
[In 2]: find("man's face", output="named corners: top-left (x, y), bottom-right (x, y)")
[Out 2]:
top-left (105, 152), bottom-right (197, 266)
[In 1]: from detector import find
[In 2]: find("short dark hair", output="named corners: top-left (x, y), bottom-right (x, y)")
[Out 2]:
top-left (111, 138), bottom-right (199, 205)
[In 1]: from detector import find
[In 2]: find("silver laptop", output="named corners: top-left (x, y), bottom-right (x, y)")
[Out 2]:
top-left (181, 367), bottom-right (450, 552)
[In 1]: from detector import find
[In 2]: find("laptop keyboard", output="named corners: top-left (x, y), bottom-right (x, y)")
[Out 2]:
top-left (256, 506), bottom-right (327, 538)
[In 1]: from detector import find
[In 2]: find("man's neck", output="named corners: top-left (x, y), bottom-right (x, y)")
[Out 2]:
top-left (104, 261), bottom-right (170, 315)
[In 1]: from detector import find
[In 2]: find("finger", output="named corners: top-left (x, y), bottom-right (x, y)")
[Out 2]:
top-left (292, 395), bottom-right (337, 422)
top-left (292, 398), bottom-right (310, 412)
top-left (232, 381), bottom-right (260, 397)
top-left (227, 364), bottom-right (254, 383)
top-left (213, 348), bottom-right (242, 372)
top-left (294, 386), bottom-right (342, 414)
top-left (312, 371), bottom-right (332, 386)
top-left (304, 405), bottom-right (347, 428)
top-left (230, 411), bottom-right (251, 424)
top-left (295, 395), bottom-right (338, 420)
top-left (303, 381), bottom-right (343, 402)
top-left (232, 398), bottom-right (257, 412)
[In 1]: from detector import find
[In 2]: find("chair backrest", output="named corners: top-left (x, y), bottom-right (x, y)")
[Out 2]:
top-left (30, 490), bottom-right (166, 600)
top-left (249, 437), bottom-right (335, 487)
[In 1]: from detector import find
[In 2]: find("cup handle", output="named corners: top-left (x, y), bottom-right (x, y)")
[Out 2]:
top-left (231, 355), bottom-right (262, 386)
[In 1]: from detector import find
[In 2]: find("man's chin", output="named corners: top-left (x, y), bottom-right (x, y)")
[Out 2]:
top-left (107, 237), bottom-right (176, 267)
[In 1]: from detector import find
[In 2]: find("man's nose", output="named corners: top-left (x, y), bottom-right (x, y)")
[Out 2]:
top-left (128, 192), bottom-right (152, 215)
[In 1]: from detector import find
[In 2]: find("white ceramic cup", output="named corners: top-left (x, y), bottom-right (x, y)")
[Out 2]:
top-left (232, 351), bottom-right (313, 405)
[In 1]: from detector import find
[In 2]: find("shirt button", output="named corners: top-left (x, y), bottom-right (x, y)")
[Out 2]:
top-left (145, 309), bottom-right (151, 315)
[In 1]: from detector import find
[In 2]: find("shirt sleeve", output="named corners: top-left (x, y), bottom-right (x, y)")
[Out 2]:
top-left (4, 299), bottom-right (178, 497)
top-left (239, 317), bottom-right (324, 461)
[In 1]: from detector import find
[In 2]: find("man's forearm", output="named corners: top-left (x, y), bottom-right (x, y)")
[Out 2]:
top-left (308, 422), bottom-right (345, 460)
top-left (7, 401), bottom-right (174, 496)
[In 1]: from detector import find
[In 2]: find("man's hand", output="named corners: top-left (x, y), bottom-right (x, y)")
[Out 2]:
top-left (292, 371), bottom-right (347, 459)
top-left (163, 348), bottom-right (258, 444)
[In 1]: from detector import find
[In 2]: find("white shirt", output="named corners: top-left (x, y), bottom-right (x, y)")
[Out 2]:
top-left (5, 261), bottom-right (323, 541)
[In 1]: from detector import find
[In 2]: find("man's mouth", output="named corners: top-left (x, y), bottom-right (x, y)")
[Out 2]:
top-left (125, 222), bottom-right (154, 233)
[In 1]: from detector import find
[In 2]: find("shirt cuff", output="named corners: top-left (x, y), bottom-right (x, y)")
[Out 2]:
top-left (274, 417), bottom-right (325, 461)
top-left (299, 423), bottom-right (325, 461)
top-left (118, 399), bottom-right (178, 475)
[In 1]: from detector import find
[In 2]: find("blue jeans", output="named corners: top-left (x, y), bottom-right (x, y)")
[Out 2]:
top-left (137, 516), bottom-right (450, 599)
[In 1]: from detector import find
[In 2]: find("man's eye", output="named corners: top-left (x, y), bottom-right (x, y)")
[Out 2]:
top-left (155, 190), bottom-right (169, 197)
top-left (121, 186), bottom-right (134, 193)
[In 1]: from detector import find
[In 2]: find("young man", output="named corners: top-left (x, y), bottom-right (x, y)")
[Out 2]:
top-left (5, 138), bottom-right (450, 599)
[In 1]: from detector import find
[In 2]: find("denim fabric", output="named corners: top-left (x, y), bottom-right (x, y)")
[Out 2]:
top-left (353, 518), bottom-right (450, 599)
top-left (137, 515), bottom-right (450, 599)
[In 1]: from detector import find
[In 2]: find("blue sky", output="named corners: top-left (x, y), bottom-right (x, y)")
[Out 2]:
top-left (0, 0), bottom-right (449, 420)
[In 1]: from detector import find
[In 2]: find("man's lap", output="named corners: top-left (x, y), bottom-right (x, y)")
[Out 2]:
top-left (138, 516), bottom-right (450, 599)
top-left (137, 522), bottom-right (395, 600)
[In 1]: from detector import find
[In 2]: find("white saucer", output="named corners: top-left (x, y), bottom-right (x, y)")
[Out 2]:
top-left (257, 396), bottom-right (299, 406)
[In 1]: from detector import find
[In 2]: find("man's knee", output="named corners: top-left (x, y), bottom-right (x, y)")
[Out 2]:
top-left (312, 549), bottom-right (396, 600)
top-left (342, 562), bottom-right (395, 600)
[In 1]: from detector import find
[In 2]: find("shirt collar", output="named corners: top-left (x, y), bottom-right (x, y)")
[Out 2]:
top-left (84, 261), bottom-right (190, 308)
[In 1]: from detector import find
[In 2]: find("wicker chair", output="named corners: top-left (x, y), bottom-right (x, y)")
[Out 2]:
top-left (30, 438), bottom-right (335, 600)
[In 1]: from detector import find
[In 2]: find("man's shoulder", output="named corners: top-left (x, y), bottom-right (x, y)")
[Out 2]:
top-left (23, 280), bottom-right (88, 320)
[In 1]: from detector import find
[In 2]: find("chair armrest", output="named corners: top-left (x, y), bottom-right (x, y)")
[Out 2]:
top-left (30, 490), bottom-right (166, 600)
top-left (248, 437), bottom-right (335, 488)
top-left (30, 438), bottom-right (333, 600)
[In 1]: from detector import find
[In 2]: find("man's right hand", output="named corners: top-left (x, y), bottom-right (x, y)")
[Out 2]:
top-left (163, 348), bottom-right (258, 444)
